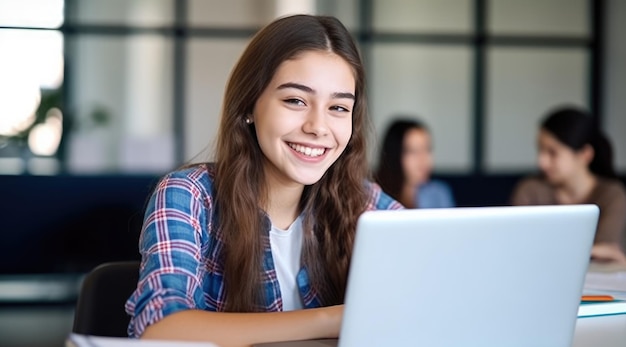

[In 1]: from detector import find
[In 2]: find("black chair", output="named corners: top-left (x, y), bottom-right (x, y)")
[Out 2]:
top-left (73, 261), bottom-right (140, 337)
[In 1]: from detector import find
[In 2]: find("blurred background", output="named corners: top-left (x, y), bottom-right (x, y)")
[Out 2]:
top-left (0, 0), bottom-right (624, 346)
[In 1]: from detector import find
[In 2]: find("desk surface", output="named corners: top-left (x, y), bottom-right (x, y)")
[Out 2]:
top-left (573, 313), bottom-right (626, 347)
top-left (587, 262), bottom-right (626, 273)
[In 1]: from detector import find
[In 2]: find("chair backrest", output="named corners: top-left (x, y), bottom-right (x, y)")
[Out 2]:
top-left (73, 261), bottom-right (140, 337)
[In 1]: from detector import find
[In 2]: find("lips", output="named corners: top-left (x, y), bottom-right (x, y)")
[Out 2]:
top-left (287, 142), bottom-right (327, 157)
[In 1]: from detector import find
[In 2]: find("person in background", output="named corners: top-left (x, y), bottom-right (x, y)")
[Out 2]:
top-left (124, 14), bottom-right (401, 347)
top-left (511, 106), bottom-right (626, 265)
top-left (375, 118), bottom-right (455, 209)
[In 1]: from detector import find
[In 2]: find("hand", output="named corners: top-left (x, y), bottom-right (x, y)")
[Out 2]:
top-left (590, 243), bottom-right (626, 266)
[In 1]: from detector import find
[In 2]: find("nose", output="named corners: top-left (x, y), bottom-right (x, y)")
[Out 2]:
top-left (302, 107), bottom-right (329, 136)
top-left (538, 152), bottom-right (550, 172)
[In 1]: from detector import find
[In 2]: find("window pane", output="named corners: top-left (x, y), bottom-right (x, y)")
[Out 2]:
top-left (372, 0), bottom-right (473, 33)
top-left (66, 35), bottom-right (175, 174)
top-left (370, 44), bottom-right (473, 172)
top-left (488, 0), bottom-right (589, 36)
top-left (0, 30), bottom-right (63, 90)
top-left (317, 0), bottom-right (360, 31)
top-left (0, 29), bottom-right (64, 175)
top-left (185, 39), bottom-right (249, 162)
top-left (485, 48), bottom-right (588, 172)
top-left (0, 0), bottom-right (64, 28)
top-left (188, 0), bottom-right (278, 27)
top-left (67, 0), bottom-right (174, 26)
top-left (188, 0), bottom-right (358, 30)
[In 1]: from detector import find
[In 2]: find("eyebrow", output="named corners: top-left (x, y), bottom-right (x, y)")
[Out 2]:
top-left (277, 82), bottom-right (355, 100)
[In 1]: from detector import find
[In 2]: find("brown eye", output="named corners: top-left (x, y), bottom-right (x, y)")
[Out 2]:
top-left (284, 98), bottom-right (305, 106)
top-left (329, 105), bottom-right (350, 113)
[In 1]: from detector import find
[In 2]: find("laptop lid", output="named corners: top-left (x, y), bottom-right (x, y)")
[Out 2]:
top-left (339, 205), bottom-right (598, 347)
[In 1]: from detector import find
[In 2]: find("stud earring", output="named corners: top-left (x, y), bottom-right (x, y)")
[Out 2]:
top-left (245, 117), bottom-right (253, 124)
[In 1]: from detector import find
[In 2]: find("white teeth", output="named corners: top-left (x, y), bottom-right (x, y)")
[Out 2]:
top-left (289, 143), bottom-right (326, 157)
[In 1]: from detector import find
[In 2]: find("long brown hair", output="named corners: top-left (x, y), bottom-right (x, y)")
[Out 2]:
top-left (214, 14), bottom-right (370, 311)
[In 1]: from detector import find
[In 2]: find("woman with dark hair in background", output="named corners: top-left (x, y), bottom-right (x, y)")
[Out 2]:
top-left (511, 107), bottom-right (626, 265)
top-left (376, 118), bottom-right (455, 209)
top-left (125, 14), bottom-right (401, 346)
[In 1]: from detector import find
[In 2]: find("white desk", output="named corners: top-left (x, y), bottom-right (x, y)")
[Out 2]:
top-left (573, 262), bottom-right (626, 347)
top-left (573, 314), bottom-right (626, 347)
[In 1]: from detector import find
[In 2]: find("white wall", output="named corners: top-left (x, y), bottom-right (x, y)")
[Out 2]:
top-left (369, 44), bottom-right (473, 172)
top-left (185, 39), bottom-right (248, 162)
top-left (604, 0), bottom-right (626, 172)
top-left (485, 48), bottom-right (588, 172)
top-left (488, 0), bottom-right (588, 36)
top-left (372, 0), bottom-right (472, 33)
top-left (69, 0), bottom-right (174, 26)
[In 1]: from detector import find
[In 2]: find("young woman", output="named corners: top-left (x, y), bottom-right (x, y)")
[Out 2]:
top-left (511, 107), bottom-right (626, 265)
top-left (375, 118), bottom-right (455, 209)
top-left (125, 14), bottom-right (401, 347)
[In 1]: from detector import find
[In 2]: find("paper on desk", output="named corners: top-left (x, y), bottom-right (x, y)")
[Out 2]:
top-left (583, 271), bottom-right (626, 300)
top-left (66, 334), bottom-right (220, 347)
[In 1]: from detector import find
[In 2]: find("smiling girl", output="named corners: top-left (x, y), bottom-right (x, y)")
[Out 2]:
top-left (125, 14), bottom-right (401, 347)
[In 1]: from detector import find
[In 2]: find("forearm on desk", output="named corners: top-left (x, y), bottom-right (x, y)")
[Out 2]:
top-left (591, 243), bottom-right (626, 265)
top-left (141, 305), bottom-right (343, 347)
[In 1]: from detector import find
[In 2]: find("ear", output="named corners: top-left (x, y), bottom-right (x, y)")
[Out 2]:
top-left (579, 144), bottom-right (594, 165)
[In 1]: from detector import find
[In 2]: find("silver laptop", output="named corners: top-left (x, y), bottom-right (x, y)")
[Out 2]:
top-left (339, 205), bottom-right (598, 347)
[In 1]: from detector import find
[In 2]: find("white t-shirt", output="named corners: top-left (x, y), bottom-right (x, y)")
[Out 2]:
top-left (269, 215), bottom-right (304, 311)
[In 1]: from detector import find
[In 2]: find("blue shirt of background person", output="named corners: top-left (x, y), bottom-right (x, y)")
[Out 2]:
top-left (417, 180), bottom-right (455, 209)
top-left (375, 118), bottom-right (455, 209)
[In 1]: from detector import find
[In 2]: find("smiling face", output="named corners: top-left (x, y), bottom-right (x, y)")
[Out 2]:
top-left (252, 50), bottom-right (355, 187)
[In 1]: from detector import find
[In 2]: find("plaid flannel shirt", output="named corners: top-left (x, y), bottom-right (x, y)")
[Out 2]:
top-left (125, 164), bottom-right (402, 337)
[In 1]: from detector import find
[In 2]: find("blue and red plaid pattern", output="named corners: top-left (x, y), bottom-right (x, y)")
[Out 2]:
top-left (125, 164), bottom-right (402, 337)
